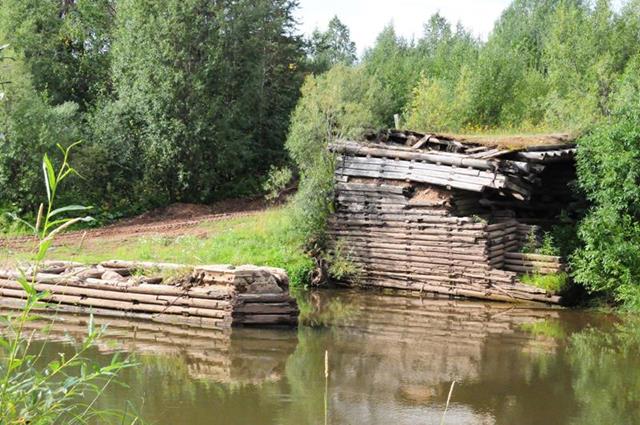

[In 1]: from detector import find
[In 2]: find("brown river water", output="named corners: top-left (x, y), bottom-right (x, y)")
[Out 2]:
top-left (19, 289), bottom-right (640, 424)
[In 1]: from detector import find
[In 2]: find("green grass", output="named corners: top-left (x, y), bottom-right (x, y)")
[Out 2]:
top-left (39, 206), bottom-right (313, 287)
top-left (521, 272), bottom-right (569, 294)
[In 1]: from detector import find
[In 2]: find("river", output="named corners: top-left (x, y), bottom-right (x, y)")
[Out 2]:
top-left (17, 289), bottom-right (640, 424)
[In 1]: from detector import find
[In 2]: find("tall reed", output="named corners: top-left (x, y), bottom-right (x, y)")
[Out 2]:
top-left (1, 143), bottom-right (138, 424)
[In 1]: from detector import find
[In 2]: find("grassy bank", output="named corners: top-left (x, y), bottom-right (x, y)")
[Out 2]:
top-left (3, 206), bottom-right (313, 287)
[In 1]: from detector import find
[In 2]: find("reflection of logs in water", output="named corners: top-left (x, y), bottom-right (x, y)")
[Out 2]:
top-left (0, 302), bottom-right (297, 385)
top-left (308, 290), bottom-right (562, 392)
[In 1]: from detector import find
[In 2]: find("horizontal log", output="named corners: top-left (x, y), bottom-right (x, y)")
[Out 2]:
top-left (336, 169), bottom-right (486, 193)
top-left (503, 264), bottom-right (564, 274)
top-left (0, 297), bottom-right (232, 328)
top-left (338, 156), bottom-right (503, 180)
top-left (331, 142), bottom-right (515, 171)
top-left (236, 293), bottom-right (294, 303)
top-left (233, 314), bottom-right (298, 325)
top-left (504, 258), bottom-right (564, 269)
top-left (335, 182), bottom-right (409, 195)
top-left (504, 252), bottom-right (562, 263)
top-left (0, 270), bottom-right (236, 300)
top-left (328, 238), bottom-right (488, 255)
top-left (0, 279), bottom-right (231, 310)
top-left (100, 260), bottom-right (190, 271)
top-left (234, 303), bottom-right (298, 314)
top-left (0, 287), bottom-right (229, 319)
top-left (331, 212), bottom-right (484, 226)
top-left (327, 229), bottom-right (481, 244)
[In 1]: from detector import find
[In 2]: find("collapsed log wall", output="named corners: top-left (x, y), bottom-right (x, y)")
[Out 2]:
top-left (328, 145), bottom-right (566, 304)
top-left (0, 261), bottom-right (299, 327)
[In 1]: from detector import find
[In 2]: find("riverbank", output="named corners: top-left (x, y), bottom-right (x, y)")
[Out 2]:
top-left (0, 206), bottom-right (314, 287)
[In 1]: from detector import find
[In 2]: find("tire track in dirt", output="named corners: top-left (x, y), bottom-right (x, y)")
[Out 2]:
top-left (0, 199), bottom-right (267, 250)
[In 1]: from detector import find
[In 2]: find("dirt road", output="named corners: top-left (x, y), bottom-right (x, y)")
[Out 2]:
top-left (0, 198), bottom-right (266, 250)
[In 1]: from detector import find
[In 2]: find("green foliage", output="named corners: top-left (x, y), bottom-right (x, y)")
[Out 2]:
top-left (377, 0), bottom-right (640, 133)
top-left (539, 232), bottom-right (559, 256)
top-left (0, 0), bottom-right (114, 107)
top-left (550, 212), bottom-right (581, 259)
top-left (521, 228), bottom-right (540, 254)
top-left (0, 145), bottom-right (135, 424)
top-left (307, 16), bottom-right (357, 73)
top-left (572, 106), bottom-right (640, 307)
top-left (521, 272), bottom-right (569, 293)
top-left (89, 0), bottom-right (304, 208)
top-left (285, 65), bottom-right (389, 245)
top-left (362, 26), bottom-right (421, 124)
top-left (405, 69), bottom-right (472, 132)
top-left (263, 166), bottom-right (293, 203)
top-left (0, 61), bottom-right (81, 211)
top-left (325, 241), bottom-right (362, 282)
top-left (0, 0), bottom-right (305, 216)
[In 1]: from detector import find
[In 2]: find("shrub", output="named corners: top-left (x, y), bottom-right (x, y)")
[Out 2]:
top-left (285, 65), bottom-right (389, 247)
top-left (572, 107), bottom-right (640, 307)
top-left (263, 165), bottom-right (293, 203)
top-left (325, 240), bottom-right (362, 283)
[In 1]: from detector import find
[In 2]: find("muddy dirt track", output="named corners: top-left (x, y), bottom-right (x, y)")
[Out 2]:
top-left (0, 198), bottom-right (266, 250)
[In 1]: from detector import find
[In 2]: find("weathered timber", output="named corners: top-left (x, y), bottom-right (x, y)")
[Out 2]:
top-left (0, 262), bottom-right (298, 327)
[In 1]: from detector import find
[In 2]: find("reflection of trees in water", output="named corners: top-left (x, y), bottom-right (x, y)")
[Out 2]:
top-left (294, 291), bottom-right (640, 425)
top-left (8, 294), bottom-right (639, 424)
top-left (280, 327), bottom-right (331, 425)
top-left (296, 289), bottom-right (359, 327)
top-left (568, 316), bottom-right (640, 425)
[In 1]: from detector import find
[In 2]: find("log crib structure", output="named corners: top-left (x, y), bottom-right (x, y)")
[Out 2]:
top-left (0, 260), bottom-right (299, 327)
top-left (328, 129), bottom-right (579, 304)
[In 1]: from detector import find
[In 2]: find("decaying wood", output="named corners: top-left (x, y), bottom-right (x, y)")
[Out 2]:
top-left (0, 261), bottom-right (298, 327)
top-left (327, 143), bottom-right (571, 304)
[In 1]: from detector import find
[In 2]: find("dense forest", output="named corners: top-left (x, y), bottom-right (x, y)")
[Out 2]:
top-left (0, 0), bottom-right (308, 215)
top-left (2, 0), bottom-right (640, 306)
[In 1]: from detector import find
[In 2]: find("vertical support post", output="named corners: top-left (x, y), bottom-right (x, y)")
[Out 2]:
top-left (393, 113), bottom-right (401, 129)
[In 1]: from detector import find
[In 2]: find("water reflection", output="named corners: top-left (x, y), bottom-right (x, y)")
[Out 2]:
top-left (301, 291), bottom-right (568, 425)
top-left (2, 290), bottom-right (638, 425)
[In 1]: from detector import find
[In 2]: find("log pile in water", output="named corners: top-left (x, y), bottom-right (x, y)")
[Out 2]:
top-left (0, 260), bottom-right (298, 327)
top-left (327, 130), bottom-right (577, 304)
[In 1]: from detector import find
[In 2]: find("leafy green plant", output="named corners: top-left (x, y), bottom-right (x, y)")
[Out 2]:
top-left (572, 106), bottom-right (640, 308)
top-left (1, 143), bottom-right (137, 424)
top-left (325, 241), bottom-right (362, 283)
top-left (285, 65), bottom-right (389, 248)
top-left (539, 232), bottom-right (559, 256)
top-left (263, 165), bottom-right (293, 203)
top-left (521, 229), bottom-right (559, 256)
top-left (521, 228), bottom-right (539, 254)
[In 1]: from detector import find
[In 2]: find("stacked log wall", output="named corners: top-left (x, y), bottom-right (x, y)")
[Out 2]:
top-left (328, 165), bottom-right (560, 303)
top-left (0, 261), bottom-right (299, 327)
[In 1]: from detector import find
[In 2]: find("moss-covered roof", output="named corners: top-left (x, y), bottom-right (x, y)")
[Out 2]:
top-left (436, 132), bottom-right (577, 149)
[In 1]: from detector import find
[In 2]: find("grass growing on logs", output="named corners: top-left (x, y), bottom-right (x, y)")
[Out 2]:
top-left (521, 272), bottom-right (569, 294)
top-left (39, 207), bottom-right (314, 287)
